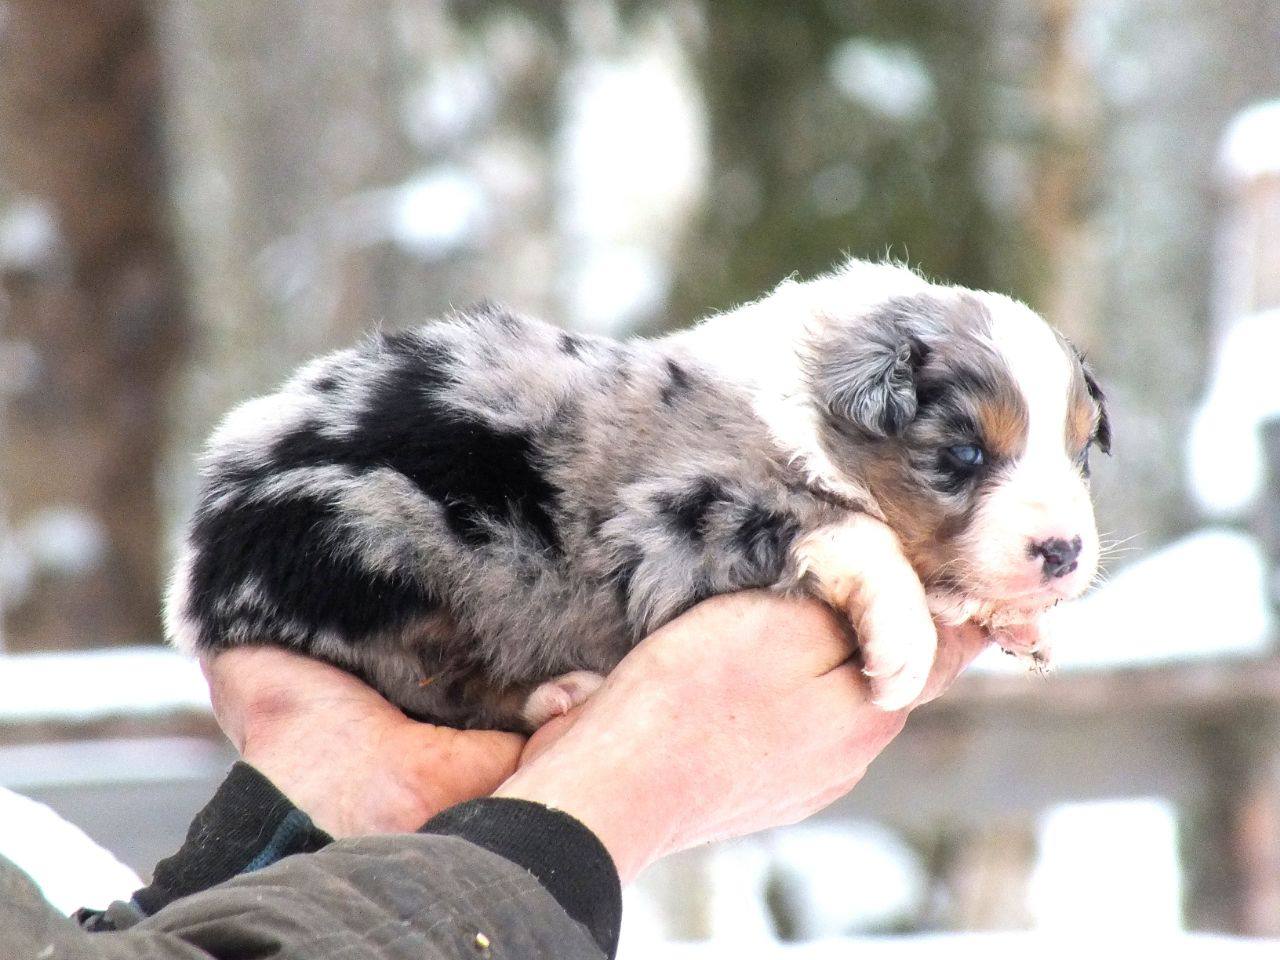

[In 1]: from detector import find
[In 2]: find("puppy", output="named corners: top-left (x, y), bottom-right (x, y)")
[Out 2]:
top-left (166, 259), bottom-right (1109, 730)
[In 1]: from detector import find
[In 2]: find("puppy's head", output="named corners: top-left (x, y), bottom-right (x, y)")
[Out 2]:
top-left (808, 288), bottom-right (1109, 622)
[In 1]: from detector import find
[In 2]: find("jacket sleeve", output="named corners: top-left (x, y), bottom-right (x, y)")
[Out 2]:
top-left (3, 764), bottom-right (621, 960)
top-left (3, 832), bottom-right (612, 960)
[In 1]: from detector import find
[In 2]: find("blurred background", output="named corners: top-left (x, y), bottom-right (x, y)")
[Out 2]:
top-left (2, 0), bottom-right (1280, 954)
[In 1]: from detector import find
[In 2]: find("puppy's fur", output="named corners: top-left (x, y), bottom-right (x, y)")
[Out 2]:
top-left (167, 259), bottom-right (1108, 729)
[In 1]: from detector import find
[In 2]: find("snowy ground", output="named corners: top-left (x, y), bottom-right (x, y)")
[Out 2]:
top-left (619, 933), bottom-right (1280, 958)
top-left (0, 787), bottom-right (141, 914)
top-left (0, 645), bottom-right (210, 725)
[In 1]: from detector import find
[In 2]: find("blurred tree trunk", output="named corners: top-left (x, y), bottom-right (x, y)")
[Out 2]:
top-left (1184, 715), bottom-right (1280, 936)
top-left (0, 0), bottom-right (190, 650)
top-left (1022, 0), bottom-right (1102, 347)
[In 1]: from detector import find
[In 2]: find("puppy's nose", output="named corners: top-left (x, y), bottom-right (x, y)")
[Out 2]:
top-left (1032, 536), bottom-right (1082, 579)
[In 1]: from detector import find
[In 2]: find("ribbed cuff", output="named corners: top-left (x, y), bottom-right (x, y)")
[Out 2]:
top-left (422, 798), bottom-right (622, 959)
top-left (130, 761), bottom-right (332, 916)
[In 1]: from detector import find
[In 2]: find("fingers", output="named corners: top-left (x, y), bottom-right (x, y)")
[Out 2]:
top-left (916, 621), bottom-right (991, 705)
top-left (668, 591), bottom-right (858, 680)
top-left (815, 618), bottom-right (989, 715)
top-left (418, 726), bottom-right (526, 809)
top-left (519, 705), bottom-right (584, 768)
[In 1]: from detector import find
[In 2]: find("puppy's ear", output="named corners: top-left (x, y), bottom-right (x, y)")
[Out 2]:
top-left (1081, 363), bottom-right (1111, 454)
top-left (811, 299), bottom-right (930, 438)
top-left (1066, 339), bottom-right (1112, 456)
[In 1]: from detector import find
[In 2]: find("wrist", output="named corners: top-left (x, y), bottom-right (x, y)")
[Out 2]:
top-left (494, 758), bottom-right (670, 885)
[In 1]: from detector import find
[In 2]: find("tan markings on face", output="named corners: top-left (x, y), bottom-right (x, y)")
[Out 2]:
top-left (973, 386), bottom-right (1030, 461)
top-left (856, 448), bottom-right (972, 590)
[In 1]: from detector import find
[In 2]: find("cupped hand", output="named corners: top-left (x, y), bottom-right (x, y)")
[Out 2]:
top-left (501, 592), bottom-right (988, 884)
top-left (203, 593), bottom-right (987, 858)
top-left (202, 646), bottom-right (525, 837)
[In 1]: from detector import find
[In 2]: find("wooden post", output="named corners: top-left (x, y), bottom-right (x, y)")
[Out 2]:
top-left (916, 821), bottom-right (1037, 931)
top-left (1257, 419), bottom-right (1280, 611)
top-left (1176, 99), bottom-right (1280, 936)
top-left (1182, 365), bottom-right (1280, 935)
top-left (635, 847), bottom-right (716, 940)
top-left (1183, 713), bottom-right (1280, 936)
top-left (1215, 102), bottom-right (1280, 334)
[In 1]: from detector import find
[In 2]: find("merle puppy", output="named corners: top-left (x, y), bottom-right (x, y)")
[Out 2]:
top-left (167, 259), bottom-right (1109, 730)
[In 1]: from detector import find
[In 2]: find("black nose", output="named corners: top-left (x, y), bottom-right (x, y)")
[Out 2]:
top-left (1032, 536), bottom-right (1082, 579)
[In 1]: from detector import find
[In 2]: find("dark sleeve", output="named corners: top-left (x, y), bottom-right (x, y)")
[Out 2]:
top-left (3, 831), bottom-right (613, 960)
top-left (74, 761), bottom-right (333, 930)
top-left (17, 763), bottom-right (624, 959)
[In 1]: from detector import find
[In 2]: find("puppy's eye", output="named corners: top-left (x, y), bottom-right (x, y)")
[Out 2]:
top-left (944, 444), bottom-right (986, 470)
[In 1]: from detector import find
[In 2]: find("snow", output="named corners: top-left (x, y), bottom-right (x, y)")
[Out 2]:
top-left (555, 17), bottom-right (706, 332)
top-left (400, 56), bottom-right (494, 149)
top-left (829, 40), bottom-right (934, 122)
top-left (0, 520), bottom-right (35, 615)
top-left (1188, 309), bottom-right (1280, 515)
top-left (0, 507), bottom-right (109, 616)
top-left (22, 507), bottom-right (107, 576)
top-left (0, 736), bottom-right (228, 791)
top-left (1030, 798), bottom-right (1182, 933)
top-left (0, 787), bottom-right (141, 913)
top-left (0, 646), bottom-right (211, 723)
top-left (682, 828), bottom-right (924, 944)
top-left (285, 165), bottom-right (491, 275)
top-left (764, 823), bottom-right (924, 937)
top-left (623, 933), bottom-right (1279, 958)
top-left (0, 337), bottom-right (41, 397)
top-left (557, 49), bottom-right (705, 243)
top-left (975, 527), bottom-right (1273, 674)
top-left (387, 166), bottom-right (490, 259)
top-left (1, 786), bottom-right (1272, 952)
top-left (0, 198), bottom-right (59, 271)
top-left (562, 246), bottom-right (671, 334)
top-left (1, 783), bottom-right (1269, 951)
top-left (1220, 100), bottom-right (1280, 182)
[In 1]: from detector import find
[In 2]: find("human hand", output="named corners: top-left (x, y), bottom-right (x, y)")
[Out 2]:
top-left (499, 591), bottom-right (988, 884)
top-left (202, 646), bottom-right (525, 837)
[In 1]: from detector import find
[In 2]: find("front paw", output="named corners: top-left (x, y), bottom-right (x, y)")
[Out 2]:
top-left (991, 618), bottom-right (1054, 674)
top-left (793, 515), bottom-right (938, 710)
top-left (858, 600), bottom-right (939, 711)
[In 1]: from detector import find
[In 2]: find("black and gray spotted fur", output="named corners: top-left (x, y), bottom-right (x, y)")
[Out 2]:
top-left (169, 305), bottom-right (849, 729)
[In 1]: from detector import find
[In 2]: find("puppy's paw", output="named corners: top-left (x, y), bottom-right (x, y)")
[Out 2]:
top-left (858, 602), bottom-right (939, 711)
top-left (993, 619), bottom-right (1054, 675)
top-left (520, 670), bottom-right (606, 729)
